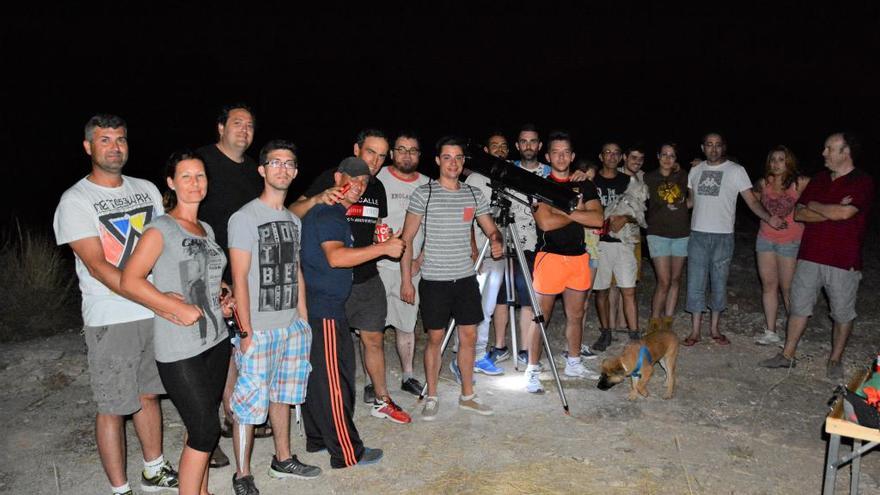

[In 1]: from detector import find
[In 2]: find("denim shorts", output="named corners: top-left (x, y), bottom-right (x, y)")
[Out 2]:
top-left (647, 235), bottom-right (689, 258)
top-left (755, 236), bottom-right (800, 258)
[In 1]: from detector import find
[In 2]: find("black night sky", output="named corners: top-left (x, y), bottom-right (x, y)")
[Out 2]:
top-left (2, 2), bottom-right (878, 228)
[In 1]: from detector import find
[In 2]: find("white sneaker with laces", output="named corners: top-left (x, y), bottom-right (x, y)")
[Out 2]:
top-left (525, 368), bottom-right (544, 394)
top-left (564, 360), bottom-right (600, 380)
top-left (754, 329), bottom-right (782, 346)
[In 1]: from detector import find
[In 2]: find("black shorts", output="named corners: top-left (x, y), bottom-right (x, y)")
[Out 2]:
top-left (418, 275), bottom-right (484, 330)
top-left (345, 275), bottom-right (388, 331)
top-left (495, 250), bottom-right (536, 307)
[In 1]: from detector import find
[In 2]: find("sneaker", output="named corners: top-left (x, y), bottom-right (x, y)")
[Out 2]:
top-left (232, 473), bottom-right (259, 495)
top-left (371, 396), bottom-right (412, 424)
top-left (358, 447), bottom-right (384, 466)
top-left (401, 377), bottom-right (424, 396)
top-left (754, 330), bottom-right (782, 346)
top-left (269, 455), bottom-right (322, 479)
top-left (363, 383), bottom-right (375, 404)
top-left (421, 396), bottom-right (439, 421)
top-left (487, 346), bottom-right (511, 363)
top-left (562, 345), bottom-right (598, 361)
top-left (564, 360), bottom-right (601, 380)
top-left (141, 461), bottom-right (179, 492)
top-left (449, 360), bottom-right (475, 385)
top-left (517, 351), bottom-right (545, 371)
top-left (628, 330), bottom-right (641, 340)
top-left (474, 355), bottom-right (504, 375)
top-left (459, 394), bottom-right (494, 415)
top-left (827, 360), bottom-right (845, 382)
top-left (525, 368), bottom-right (544, 394)
top-left (759, 352), bottom-right (796, 369)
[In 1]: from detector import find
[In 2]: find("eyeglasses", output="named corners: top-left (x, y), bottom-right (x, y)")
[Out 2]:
top-left (394, 147), bottom-right (420, 156)
top-left (264, 159), bottom-right (297, 170)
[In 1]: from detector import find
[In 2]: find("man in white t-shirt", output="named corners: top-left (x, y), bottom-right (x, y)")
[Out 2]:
top-left (376, 131), bottom-right (430, 398)
top-left (53, 115), bottom-right (178, 495)
top-left (683, 133), bottom-right (782, 347)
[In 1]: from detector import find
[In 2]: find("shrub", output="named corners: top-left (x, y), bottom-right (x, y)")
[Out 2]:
top-left (0, 221), bottom-right (79, 341)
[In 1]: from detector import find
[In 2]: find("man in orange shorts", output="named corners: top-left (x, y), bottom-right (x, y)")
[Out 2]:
top-left (526, 131), bottom-right (605, 393)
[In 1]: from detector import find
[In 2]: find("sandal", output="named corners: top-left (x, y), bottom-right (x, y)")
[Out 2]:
top-left (254, 422), bottom-right (273, 438)
top-left (712, 334), bottom-right (731, 346)
top-left (209, 446), bottom-right (230, 468)
top-left (682, 336), bottom-right (701, 347)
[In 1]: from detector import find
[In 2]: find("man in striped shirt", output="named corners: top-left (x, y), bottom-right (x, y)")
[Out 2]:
top-left (400, 136), bottom-right (504, 420)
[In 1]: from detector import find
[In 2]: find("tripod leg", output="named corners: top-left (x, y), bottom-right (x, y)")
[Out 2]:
top-left (505, 244), bottom-right (520, 371)
top-left (507, 222), bottom-right (570, 414)
top-left (419, 239), bottom-right (491, 401)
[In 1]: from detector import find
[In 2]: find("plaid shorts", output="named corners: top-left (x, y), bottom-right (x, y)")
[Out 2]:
top-left (231, 318), bottom-right (312, 425)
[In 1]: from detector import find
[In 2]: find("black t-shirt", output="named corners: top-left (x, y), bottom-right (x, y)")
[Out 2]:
top-left (304, 168), bottom-right (387, 283)
top-left (593, 172), bottom-right (632, 243)
top-left (196, 144), bottom-right (264, 280)
top-left (535, 175), bottom-right (599, 256)
top-left (644, 168), bottom-right (690, 238)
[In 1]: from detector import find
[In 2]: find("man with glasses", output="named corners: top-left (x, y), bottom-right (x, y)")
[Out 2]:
top-left (376, 131), bottom-right (429, 400)
top-left (196, 103), bottom-right (266, 468)
top-left (683, 133), bottom-right (781, 347)
top-left (591, 142), bottom-right (639, 351)
top-left (227, 140), bottom-right (322, 494)
top-left (290, 130), bottom-right (411, 424)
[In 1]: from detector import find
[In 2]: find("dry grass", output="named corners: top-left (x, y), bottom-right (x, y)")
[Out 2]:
top-left (0, 220), bottom-right (78, 341)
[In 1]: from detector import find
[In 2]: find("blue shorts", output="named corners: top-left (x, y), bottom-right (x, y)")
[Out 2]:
top-left (755, 236), bottom-right (800, 258)
top-left (647, 235), bottom-right (689, 258)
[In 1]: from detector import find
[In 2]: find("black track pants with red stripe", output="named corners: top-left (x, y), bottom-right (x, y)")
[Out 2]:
top-left (304, 316), bottom-right (365, 468)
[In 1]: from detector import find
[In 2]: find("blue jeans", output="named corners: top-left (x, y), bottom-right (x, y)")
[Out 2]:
top-left (686, 231), bottom-right (734, 314)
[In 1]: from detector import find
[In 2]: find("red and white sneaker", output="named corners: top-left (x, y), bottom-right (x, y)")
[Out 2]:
top-left (371, 396), bottom-right (412, 424)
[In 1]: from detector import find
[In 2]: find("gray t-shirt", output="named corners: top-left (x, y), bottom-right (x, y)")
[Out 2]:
top-left (228, 199), bottom-right (302, 332)
top-left (146, 216), bottom-right (227, 362)
top-left (407, 181), bottom-right (490, 281)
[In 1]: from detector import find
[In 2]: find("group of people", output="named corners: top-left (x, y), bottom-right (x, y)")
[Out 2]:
top-left (53, 105), bottom-right (873, 495)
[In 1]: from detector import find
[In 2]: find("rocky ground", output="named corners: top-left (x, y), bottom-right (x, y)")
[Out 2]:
top-left (2, 231), bottom-right (879, 494)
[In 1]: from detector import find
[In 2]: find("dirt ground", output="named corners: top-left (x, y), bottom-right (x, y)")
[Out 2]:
top-left (2, 232), bottom-right (879, 494)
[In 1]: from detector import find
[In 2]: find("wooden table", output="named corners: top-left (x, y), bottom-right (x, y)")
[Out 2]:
top-left (824, 369), bottom-right (878, 495)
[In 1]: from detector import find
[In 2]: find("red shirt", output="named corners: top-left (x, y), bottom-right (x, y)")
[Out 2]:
top-left (797, 169), bottom-right (874, 270)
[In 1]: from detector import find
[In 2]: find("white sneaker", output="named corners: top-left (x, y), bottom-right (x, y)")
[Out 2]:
top-left (754, 330), bottom-right (782, 346)
top-left (525, 368), bottom-right (544, 394)
top-left (564, 360), bottom-right (601, 380)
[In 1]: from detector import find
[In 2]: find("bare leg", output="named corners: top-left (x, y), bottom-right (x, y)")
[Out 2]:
top-left (688, 312), bottom-right (703, 341)
top-left (608, 283), bottom-right (621, 330)
top-left (651, 256), bottom-right (671, 319)
top-left (360, 330), bottom-right (388, 398)
top-left (531, 294), bottom-right (556, 364)
top-left (709, 310), bottom-right (722, 337)
top-left (621, 287), bottom-right (639, 331)
top-left (596, 289), bottom-right (610, 329)
top-left (395, 328), bottom-right (415, 375)
top-left (757, 250), bottom-right (780, 332)
top-left (178, 435), bottom-right (211, 495)
top-left (232, 422), bottom-right (255, 477)
top-left (777, 254), bottom-right (797, 315)
top-left (519, 307), bottom-right (535, 354)
top-left (829, 321), bottom-right (854, 363)
top-left (781, 315), bottom-right (808, 359)
top-left (268, 402), bottom-right (291, 461)
top-left (492, 304), bottom-right (508, 348)
top-left (562, 290), bottom-right (587, 355)
top-left (667, 257), bottom-right (686, 317)
top-left (95, 413), bottom-right (127, 487)
top-left (457, 325), bottom-right (477, 396)
top-left (222, 353), bottom-right (236, 420)
top-left (424, 329), bottom-right (444, 397)
top-left (132, 394), bottom-right (163, 462)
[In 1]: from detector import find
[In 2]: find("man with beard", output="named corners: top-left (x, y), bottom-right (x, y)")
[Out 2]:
top-left (376, 131), bottom-right (430, 397)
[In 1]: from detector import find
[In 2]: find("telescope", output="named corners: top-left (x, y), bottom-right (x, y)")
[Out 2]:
top-left (465, 144), bottom-right (580, 214)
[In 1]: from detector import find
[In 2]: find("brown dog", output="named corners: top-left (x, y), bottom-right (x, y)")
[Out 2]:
top-left (596, 330), bottom-right (679, 400)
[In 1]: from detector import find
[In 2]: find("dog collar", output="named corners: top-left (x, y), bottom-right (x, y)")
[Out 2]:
top-left (631, 346), bottom-right (653, 378)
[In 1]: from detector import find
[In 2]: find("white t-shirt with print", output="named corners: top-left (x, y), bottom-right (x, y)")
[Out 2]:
top-left (688, 160), bottom-right (752, 234)
top-left (376, 166), bottom-right (430, 270)
top-left (53, 176), bottom-right (164, 326)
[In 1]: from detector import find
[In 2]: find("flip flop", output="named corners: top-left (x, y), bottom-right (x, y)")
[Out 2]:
top-left (254, 422), bottom-right (273, 438)
top-left (712, 334), bottom-right (731, 346)
top-left (682, 336), bottom-right (701, 347)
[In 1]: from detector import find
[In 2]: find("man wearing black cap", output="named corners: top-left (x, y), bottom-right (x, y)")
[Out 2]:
top-left (300, 157), bottom-right (405, 468)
